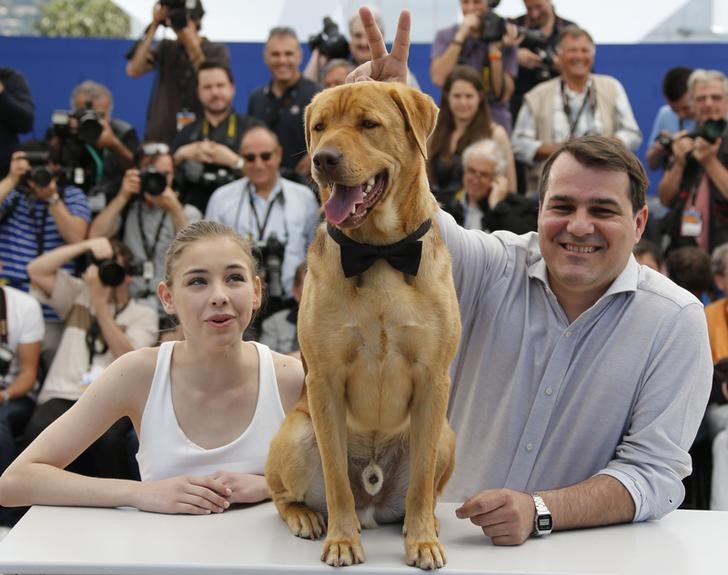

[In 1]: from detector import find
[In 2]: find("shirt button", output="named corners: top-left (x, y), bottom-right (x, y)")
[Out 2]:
top-left (526, 443), bottom-right (533, 452)
top-left (565, 331), bottom-right (572, 337)
top-left (545, 387), bottom-right (553, 396)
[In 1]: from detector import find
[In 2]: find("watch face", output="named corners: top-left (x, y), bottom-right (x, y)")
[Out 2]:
top-left (537, 515), bottom-right (553, 532)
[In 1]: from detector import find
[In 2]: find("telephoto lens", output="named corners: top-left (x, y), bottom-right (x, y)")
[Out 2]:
top-left (140, 168), bottom-right (168, 196)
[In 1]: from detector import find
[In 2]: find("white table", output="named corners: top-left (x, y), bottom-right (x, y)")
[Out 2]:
top-left (0, 502), bottom-right (725, 574)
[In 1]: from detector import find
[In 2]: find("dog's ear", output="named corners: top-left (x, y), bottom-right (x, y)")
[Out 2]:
top-left (389, 86), bottom-right (439, 160)
top-left (304, 99), bottom-right (313, 153)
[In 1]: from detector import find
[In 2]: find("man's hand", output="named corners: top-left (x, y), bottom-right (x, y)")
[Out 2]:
top-left (488, 175), bottom-right (509, 209)
top-left (83, 264), bottom-right (111, 306)
top-left (95, 118), bottom-right (117, 149)
top-left (133, 475), bottom-right (232, 515)
top-left (346, 7), bottom-right (410, 84)
top-left (5, 151), bottom-right (31, 186)
top-left (146, 186), bottom-right (181, 211)
top-left (517, 48), bottom-right (542, 69)
top-left (455, 488), bottom-right (536, 545)
top-left (152, 2), bottom-right (168, 26)
top-left (669, 131), bottom-right (693, 165)
top-left (459, 12), bottom-right (482, 38)
top-left (85, 236), bottom-right (114, 261)
top-left (27, 177), bottom-right (58, 202)
top-left (119, 169), bottom-right (142, 200)
top-left (209, 471), bottom-right (270, 504)
top-left (691, 136), bottom-right (721, 165)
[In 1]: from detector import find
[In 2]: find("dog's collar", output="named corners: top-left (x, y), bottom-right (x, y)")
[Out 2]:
top-left (326, 219), bottom-right (432, 278)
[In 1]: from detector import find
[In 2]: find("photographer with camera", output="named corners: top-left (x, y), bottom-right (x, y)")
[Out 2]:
top-left (89, 143), bottom-right (200, 313)
top-left (431, 0), bottom-right (520, 134)
top-left (0, 278), bottom-right (44, 512)
top-left (0, 142), bottom-right (91, 301)
top-left (172, 61), bottom-right (260, 214)
top-left (47, 81), bottom-right (140, 214)
top-left (658, 69), bottom-right (728, 253)
top-left (303, 9), bottom-right (420, 90)
top-left (509, 0), bottom-right (576, 118)
top-left (247, 27), bottom-right (321, 179)
top-left (125, 0), bottom-right (230, 145)
top-left (17, 237), bottom-right (157, 489)
top-left (512, 25), bottom-right (642, 196)
top-left (205, 126), bottom-right (319, 314)
top-left (645, 67), bottom-right (696, 172)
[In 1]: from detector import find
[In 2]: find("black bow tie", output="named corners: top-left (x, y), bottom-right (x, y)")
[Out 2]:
top-left (326, 219), bottom-right (432, 278)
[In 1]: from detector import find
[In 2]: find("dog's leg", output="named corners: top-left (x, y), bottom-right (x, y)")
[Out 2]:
top-left (403, 373), bottom-right (451, 570)
top-left (307, 371), bottom-right (364, 567)
top-left (266, 409), bottom-right (326, 539)
top-left (433, 423), bottom-right (456, 537)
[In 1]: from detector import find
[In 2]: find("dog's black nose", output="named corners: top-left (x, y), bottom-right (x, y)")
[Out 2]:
top-left (313, 147), bottom-right (342, 175)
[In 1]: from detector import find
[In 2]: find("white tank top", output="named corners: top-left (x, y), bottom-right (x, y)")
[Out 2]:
top-left (136, 340), bottom-right (286, 481)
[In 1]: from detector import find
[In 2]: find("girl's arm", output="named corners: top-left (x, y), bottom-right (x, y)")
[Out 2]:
top-left (0, 348), bottom-right (230, 514)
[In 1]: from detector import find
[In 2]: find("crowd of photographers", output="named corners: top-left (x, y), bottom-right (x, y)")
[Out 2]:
top-left (1, 0), bottom-right (728, 524)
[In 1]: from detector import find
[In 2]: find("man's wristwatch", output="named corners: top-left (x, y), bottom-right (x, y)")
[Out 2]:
top-left (531, 493), bottom-right (553, 536)
top-left (1, 389), bottom-right (11, 403)
top-left (46, 192), bottom-right (61, 207)
top-left (233, 156), bottom-right (244, 171)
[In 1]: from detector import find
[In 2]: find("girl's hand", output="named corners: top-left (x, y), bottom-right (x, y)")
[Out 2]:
top-left (134, 475), bottom-right (232, 514)
top-left (210, 471), bottom-right (271, 504)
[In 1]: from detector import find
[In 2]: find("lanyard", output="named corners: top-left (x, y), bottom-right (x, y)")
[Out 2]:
top-left (85, 299), bottom-right (129, 368)
top-left (236, 181), bottom-right (285, 242)
top-left (561, 80), bottom-right (593, 137)
top-left (201, 114), bottom-right (237, 143)
top-left (0, 287), bottom-right (7, 345)
top-left (136, 203), bottom-right (168, 292)
top-left (29, 197), bottom-right (49, 257)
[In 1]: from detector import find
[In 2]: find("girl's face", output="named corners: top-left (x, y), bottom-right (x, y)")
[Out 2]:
top-left (158, 238), bottom-right (261, 346)
top-left (447, 79), bottom-right (481, 123)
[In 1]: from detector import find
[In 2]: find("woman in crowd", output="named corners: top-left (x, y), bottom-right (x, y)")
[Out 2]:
top-left (0, 220), bottom-right (303, 514)
top-left (427, 65), bottom-right (516, 205)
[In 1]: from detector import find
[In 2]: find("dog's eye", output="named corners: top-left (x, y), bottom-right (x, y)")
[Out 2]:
top-left (362, 119), bottom-right (380, 129)
top-left (313, 122), bottom-right (325, 132)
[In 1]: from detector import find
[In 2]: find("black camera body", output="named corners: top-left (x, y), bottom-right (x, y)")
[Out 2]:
top-left (181, 161), bottom-right (236, 194)
top-left (140, 167), bottom-right (168, 196)
top-left (254, 233), bottom-right (285, 300)
top-left (688, 118), bottom-right (728, 144)
top-left (480, 0), bottom-right (545, 47)
top-left (309, 16), bottom-right (350, 60)
top-left (81, 252), bottom-right (141, 287)
top-left (22, 151), bottom-right (54, 188)
top-left (160, 0), bottom-right (200, 31)
top-left (52, 103), bottom-right (103, 146)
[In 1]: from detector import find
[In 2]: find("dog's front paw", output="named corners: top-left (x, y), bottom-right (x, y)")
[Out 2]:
top-left (281, 503), bottom-right (326, 539)
top-left (405, 537), bottom-right (447, 570)
top-left (320, 535), bottom-right (365, 567)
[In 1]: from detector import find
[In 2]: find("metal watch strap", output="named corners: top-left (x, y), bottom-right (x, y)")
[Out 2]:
top-left (531, 492), bottom-right (553, 536)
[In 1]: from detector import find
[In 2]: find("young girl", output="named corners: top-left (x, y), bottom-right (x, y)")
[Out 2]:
top-left (0, 220), bottom-right (304, 514)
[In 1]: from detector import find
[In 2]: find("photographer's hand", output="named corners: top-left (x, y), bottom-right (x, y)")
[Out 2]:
top-left (174, 141), bottom-right (207, 165)
top-left (152, 2), bottom-right (168, 26)
top-left (147, 188), bottom-right (189, 232)
top-left (347, 7), bottom-right (410, 84)
top-left (176, 19), bottom-right (204, 70)
top-left (517, 48), bottom-right (542, 69)
top-left (691, 136), bottom-right (720, 165)
top-left (83, 264), bottom-right (111, 309)
top-left (205, 141), bottom-right (240, 169)
top-left (0, 151), bottom-right (30, 202)
top-left (119, 169), bottom-right (142, 201)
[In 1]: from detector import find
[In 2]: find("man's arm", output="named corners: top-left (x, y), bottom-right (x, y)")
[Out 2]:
top-left (1, 341), bottom-right (41, 402)
top-left (126, 5), bottom-right (167, 77)
top-left (456, 475), bottom-right (634, 545)
top-left (430, 16), bottom-right (479, 87)
top-left (0, 152), bottom-right (29, 205)
top-left (96, 121), bottom-right (135, 169)
top-left (88, 169), bottom-right (137, 238)
top-left (85, 266), bottom-right (135, 359)
top-left (693, 137), bottom-right (728, 199)
top-left (657, 132), bottom-right (692, 206)
top-left (28, 179), bottom-right (89, 244)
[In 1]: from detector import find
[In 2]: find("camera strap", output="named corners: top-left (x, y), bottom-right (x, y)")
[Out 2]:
top-left (136, 202), bottom-right (168, 279)
top-left (240, 181), bottom-right (286, 242)
top-left (84, 299), bottom-right (129, 368)
top-left (0, 287), bottom-right (7, 345)
top-left (561, 80), bottom-right (593, 138)
top-left (201, 114), bottom-right (237, 147)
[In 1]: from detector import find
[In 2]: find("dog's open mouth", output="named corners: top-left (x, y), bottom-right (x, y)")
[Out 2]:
top-left (323, 171), bottom-right (388, 227)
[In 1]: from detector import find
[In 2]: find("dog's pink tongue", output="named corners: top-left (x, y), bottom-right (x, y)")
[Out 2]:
top-left (324, 183), bottom-right (364, 225)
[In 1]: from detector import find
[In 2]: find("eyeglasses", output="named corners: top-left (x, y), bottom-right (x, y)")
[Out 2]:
top-left (140, 142), bottom-right (170, 156)
top-left (243, 151), bottom-right (275, 162)
top-left (465, 167), bottom-right (496, 180)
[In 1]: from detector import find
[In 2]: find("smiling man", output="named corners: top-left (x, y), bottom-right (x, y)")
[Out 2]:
top-left (511, 25), bottom-right (642, 196)
top-left (437, 134), bottom-right (712, 544)
top-left (248, 27), bottom-right (321, 179)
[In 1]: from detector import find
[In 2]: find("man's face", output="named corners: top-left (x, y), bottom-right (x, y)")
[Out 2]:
top-left (264, 34), bottom-right (302, 85)
top-left (348, 17), bottom-right (370, 65)
top-left (668, 93), bottom-right (693, 121)
top-left (324, 65), bottom-right (349, 89)
top-left (460, 0), bottom-right (487, 17)
top-left (463, 156), bottom-right (497, 203)
top-left (73, 95), bottom-right (111, 121)
top-left (524, 0), bottom-right (552, 26)
top-left (558, 35), bottom-right (594, 83)
top-left (538, 153), bottom-right (647, 309)
top-left (241, 128), bottom-right (282, 191)
top-left (691, 80), bottom-right (728, 124)
top-left (197, 67), bottom-right (235, 115)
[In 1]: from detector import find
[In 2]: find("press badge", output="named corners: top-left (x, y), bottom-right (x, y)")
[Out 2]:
top-left (176, 110), bottom-right (196, 132)
top-left (143, 260), bottom-right (155, 281)
top-left (681, 209), bottom-right (703, 237)
top-left (80, 365), bottom-right (104, 389)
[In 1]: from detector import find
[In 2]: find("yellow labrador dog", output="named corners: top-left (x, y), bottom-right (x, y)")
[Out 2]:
top-left (265, 81), bottom-right (460, 570)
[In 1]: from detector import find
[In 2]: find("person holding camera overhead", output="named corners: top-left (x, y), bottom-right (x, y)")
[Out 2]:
top-left (172, 61), bottom-right (261, 214)
top-left (431, 0), bottom-right (520, 134)
top-left (16, 237), bottom-right (157, 496)
top-left (658, 69), bottom-right (728, 254)
top-left (125, 0), bottom-right (229, 146)
top-left (247, 27), bottom-right (321, 180)
top-left (205, 126), bottom-right (319, 328)
top-left (511, 25), bottom-right (642, 197)
top-left (89, 143), bottom-right (201, 316)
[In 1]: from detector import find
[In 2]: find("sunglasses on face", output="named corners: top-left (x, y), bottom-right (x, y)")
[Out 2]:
top-left (243, 151), bottom-right (275, 162)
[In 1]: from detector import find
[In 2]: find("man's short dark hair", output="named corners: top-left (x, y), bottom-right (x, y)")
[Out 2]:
top-left (538, 135), bottom-right (648, 214)
top-left (662, 66), bottom-right (692, 103)
top-left (197, 59), bottom-right (234, 84)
